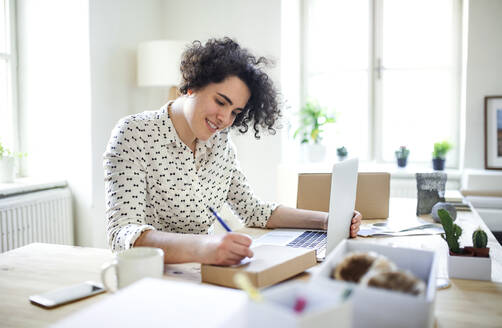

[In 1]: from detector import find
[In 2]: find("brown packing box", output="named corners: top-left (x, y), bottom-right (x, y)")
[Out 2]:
top-left (201, 245), bottom-right (316, 289)
top-left (297, 172), bottom-right (391, 219)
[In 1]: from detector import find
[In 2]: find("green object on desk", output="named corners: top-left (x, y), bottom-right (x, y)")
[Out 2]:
top-left (473, 228), bottom-right (488, 248)
top-left (438, 209), bottom-right (462, 254)
top-left (341, 288), bottom-right (352, 300)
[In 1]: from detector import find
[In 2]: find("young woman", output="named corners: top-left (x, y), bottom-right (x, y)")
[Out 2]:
top-left (104, 38), bottom-right (362, 266)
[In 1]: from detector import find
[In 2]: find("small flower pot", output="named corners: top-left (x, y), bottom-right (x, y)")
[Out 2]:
top-left (0, 157), bottom-right (15, 183)
top-left (307, 144), bottom-right (326, 162)
top-left (397, 157), bottom-right (408, 168)
top-left (447, 248), bottom-right (491, 280)
top-left (475, 248), bottom-right (490, 257)
top-left (337, 155), bottom-right (347, 162)
top-left (464, 246), bottom-right (490, 258)
top-left (432, 158), bottom-right (445, 171)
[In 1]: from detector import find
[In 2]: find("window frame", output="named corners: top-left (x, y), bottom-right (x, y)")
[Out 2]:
top-left (301, 0), bottom-right (463, 168)
top-left (1, 0), bottom-right (20, 165)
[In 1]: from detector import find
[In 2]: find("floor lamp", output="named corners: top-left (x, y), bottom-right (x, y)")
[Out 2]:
top-left (137, 40), bottom-right (187, 101)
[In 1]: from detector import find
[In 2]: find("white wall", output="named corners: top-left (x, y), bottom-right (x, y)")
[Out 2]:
top-left (88, 0), bottom-right (165, 247)
top-left (17, 0), bottom-right (94, 245)
top-left (161, 0), bottom-right (283, 203)
top-left (279, 0), bottom-right (302, 171)
top-left (18, 0), bottom-right (166, 248)
top-left (463, 0), bottom-right (502, 169)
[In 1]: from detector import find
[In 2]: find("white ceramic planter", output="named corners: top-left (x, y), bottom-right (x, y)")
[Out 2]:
top-left (307, 144), bottom-right (326, 162)
top-left (0, 157), bottom-right (15, 183)
top-left (447, 252), bottom-right (491, 281)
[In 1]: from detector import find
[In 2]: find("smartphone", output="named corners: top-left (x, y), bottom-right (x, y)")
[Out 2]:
top-left (29, 281), bottom-right (106, 308)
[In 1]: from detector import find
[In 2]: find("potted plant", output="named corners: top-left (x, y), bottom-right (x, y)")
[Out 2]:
top-left (294, 100), bottom-right (335, 162)
top-left (465, 227), bottom-right (490, 258)
top-left (395, 146), bottom-right (410, 168)
top-left (432, 141), bottom-right (452, 171)
top-left (0, 141), bottom-right (25, 183)
top-left (438, 209), bottom-right (464, 255)
top-left (438, 209), bottom-right (491, 280)
top-left (337, 146), bottom-right (348, 161)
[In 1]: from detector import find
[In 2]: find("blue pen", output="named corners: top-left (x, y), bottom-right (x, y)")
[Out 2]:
top-left (209, 207), bottom-right (232, 232)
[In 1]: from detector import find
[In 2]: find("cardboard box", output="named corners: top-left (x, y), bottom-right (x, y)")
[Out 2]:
top-left (312, 240), bottom-right (437, 328)
top-left (244, 281), bottom-right (352, 328)
top-left (297, 172), bottom-right (391, 219)
top-left (201, 245), bottom-right (317, 289)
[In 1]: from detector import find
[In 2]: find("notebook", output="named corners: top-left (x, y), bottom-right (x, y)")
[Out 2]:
top-left (253, 158), bottom-right (359, 261)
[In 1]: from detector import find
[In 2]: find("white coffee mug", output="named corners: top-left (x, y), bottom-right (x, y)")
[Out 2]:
top-left (101, 247), bottom-right (164, 291)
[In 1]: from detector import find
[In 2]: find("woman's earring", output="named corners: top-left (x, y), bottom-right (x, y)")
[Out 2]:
top-left (187, 89), bottom-right (193, 96)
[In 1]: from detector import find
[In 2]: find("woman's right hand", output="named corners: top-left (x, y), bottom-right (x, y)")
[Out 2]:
top-left (199, 233), bottom-right (254, 266)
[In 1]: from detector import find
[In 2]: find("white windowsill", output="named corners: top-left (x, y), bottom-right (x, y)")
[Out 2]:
top-left (278, 161), bottom-right (462, 180)
top-left (0, 177), bottom-right (67, 197)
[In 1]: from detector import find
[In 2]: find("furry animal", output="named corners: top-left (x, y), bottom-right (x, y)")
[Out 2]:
top-left (332, 251), bottom-right (425, 296)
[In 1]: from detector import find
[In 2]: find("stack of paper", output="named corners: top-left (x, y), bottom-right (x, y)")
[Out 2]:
top-left (358, 218), bottom-right (444, 237)
top-left (445, 190), bottom-right (463, 202)
top-left (445, 190), bottom-right (471, 212)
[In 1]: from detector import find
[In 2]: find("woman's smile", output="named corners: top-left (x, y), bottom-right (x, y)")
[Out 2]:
top-left (205, 119), bottom-right (219, 132)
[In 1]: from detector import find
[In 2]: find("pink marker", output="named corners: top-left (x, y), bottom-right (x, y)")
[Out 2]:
top-left (293, 296), bottom-right (307, 313)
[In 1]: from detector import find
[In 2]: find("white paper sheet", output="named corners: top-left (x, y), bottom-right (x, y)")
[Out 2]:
top-left (358, 218), bottom-right (444, 237)
top-left (52, 278), bottom-right (247, 328)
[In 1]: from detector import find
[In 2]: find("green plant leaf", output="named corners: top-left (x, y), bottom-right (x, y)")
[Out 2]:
top-left (0, 140), bottom-right (26, 159)
top-left (438, 209), bottom-right (461, 253)
top-left (433, 140), bottom-right (453, 158)
top-left (294, 99), bottom-right (336, 145)
top-left (311, 129), bottom-right (319, 142)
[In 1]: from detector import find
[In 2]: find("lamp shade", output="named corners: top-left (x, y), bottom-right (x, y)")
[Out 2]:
top-left (137, 40), bottom-right (187, 87)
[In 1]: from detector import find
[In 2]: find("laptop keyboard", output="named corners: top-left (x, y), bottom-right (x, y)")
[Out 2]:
top-left (286, 231), bottom-right (327, 250)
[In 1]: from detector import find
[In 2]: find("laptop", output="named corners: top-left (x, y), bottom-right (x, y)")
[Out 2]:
top-left (253, 158), bottom-right (359, 262)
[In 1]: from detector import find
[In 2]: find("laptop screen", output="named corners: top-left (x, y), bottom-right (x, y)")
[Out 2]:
top-left (325, 158), bottom-right (359, 256)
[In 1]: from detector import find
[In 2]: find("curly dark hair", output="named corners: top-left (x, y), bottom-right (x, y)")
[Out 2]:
top-left (179, 37), bottom-right (281, 138)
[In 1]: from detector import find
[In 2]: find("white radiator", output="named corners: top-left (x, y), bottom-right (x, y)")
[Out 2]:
top-left (390, 178), bottom-right (461, 198)
top-left (0, 187), bottom-right (74, 252)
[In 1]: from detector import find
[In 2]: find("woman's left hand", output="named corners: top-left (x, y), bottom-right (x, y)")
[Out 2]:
top-left (350, 210), bottom-right (362, 238)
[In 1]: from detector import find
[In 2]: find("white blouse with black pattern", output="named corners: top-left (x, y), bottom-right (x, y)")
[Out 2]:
top-left (103, 102), bottom-right (278, 252)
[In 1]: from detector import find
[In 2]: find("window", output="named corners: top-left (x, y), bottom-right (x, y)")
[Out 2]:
top-left (303, 0), bottom-right (461, 166)
top-left (0, 0), bottom-right (17, 152)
